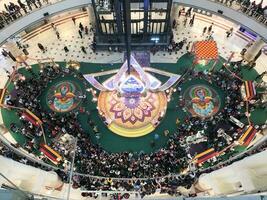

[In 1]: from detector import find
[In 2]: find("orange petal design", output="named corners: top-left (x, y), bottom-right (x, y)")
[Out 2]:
top-left (133, 108), bottom-right (144, 120)
top-left (122, 108), bottom-right (132, 121)
top-left (112, 102), bottom-right (125, 112)
top-left (140, 101), bottom-right (153, 110)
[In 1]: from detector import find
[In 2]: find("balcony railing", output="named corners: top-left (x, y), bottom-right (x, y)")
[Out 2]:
top-left (209, 0), bottom-right (267, 26)
top-left (0, 0), bottom-right (63, 30)
top-left (0, 0), bottom-right (91, 45)
top-left (0, 125), bottom-right (266, 181)
top-left (1, 0), bottom-right (266, 32)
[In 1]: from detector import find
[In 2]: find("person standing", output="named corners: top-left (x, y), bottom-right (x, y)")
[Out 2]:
top-left (202, 26), bottom-right (207, 36)
top-left (78, 30), bottom-right (83, 38)
top-left (183, 17), bottom-right (188, 27)
top-left (81, 46), bottom-right (87, 54)
top-left (37, 0), bottom-right (42, 8)
top-left (18, 0), bottom-right (27, 14)
top-left (186, 7), bottom-right (192, 17)
top-left (253, 49), bottom-right (262, 62)
top-left (51, 23), bottom-right (57, 31)
top-left (1, 49), bottom-right (8, 58)
top-left (256, 71), bottom-right (267, 80)
top-left (22, 48), bottom-right (29, 55)
top-left (79, 22), bottom-right (84, 32)
top-left (226, 27), bottom-right (233, 38)
top-left (56, 31), bottom-right (60, 40)
top-left (178, 9), bottom-right (182, 18)
top-left (189, 14), bottom-right (195, 27)
top-left (189, 18), bottom-right (194, 27)
top-left (208, 23), bottom-right (213, 34)
top-left (37, 43), bottom-right (46, 53)
top-left (85, 26), bottom-right (89, 35)
top-left (8, 51), bottom-right (16, 61)
top-left (16, 41), bottom-right (22, 49)
top-left (4, 3), bottom-right (9, 13)
top-left (186, 41), bottom-right (192, 52)
top-left (248, 62), bottom-right (256, 70)
top-left (172, 19), bottom-right (176, 29)
top-left (72, 17), bottom-right (76, 24)
top-left (26, 0), bottom-right (32, 11)
top-left (31, 0), bottom-right (38, 8)
top-left (63, 46), bottom-right (69, 53)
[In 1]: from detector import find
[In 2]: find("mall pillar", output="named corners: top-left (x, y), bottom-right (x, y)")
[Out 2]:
top-left (170, 3), bottom-right (179, 24)
top-left (0, 156), bottom-right (63, 194)
top-left (244, 38), bottom-right (265, 62)
top-left (88, 4), bottom-right (96, 29)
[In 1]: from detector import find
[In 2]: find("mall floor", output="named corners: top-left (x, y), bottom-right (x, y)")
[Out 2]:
top-left (1, 52), bottom-right (265, 155)
top-left (0, 5), bottom-right (267, 200)
top-left (0, 7), bottom-right (267, 89)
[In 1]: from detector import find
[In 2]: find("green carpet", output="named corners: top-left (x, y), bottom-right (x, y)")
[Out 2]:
top-left (1, 53), bottom-right (266, 158)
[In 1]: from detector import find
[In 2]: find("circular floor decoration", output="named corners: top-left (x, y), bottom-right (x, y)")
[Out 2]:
top-left (183, 84), bottom-right (221, 118)
top-left (46, 80), bottom-right (83, 113)
top-left (98, 91), bottom-right (167, 137)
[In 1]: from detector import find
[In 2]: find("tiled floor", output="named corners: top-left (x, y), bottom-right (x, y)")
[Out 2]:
top-left (0, 8), bottom-right (266, 88)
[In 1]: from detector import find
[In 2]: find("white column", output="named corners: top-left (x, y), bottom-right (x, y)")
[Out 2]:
top-left (87, 4), bottom-right (96, 29)
top-left (197, 150), bottom-right (267, 196)
top-left (0, 156), bottom-right (62, 193)
top-left (244, 38), bottom-right (265, 62)
top-left (170, 3), bottom-right (180, 23)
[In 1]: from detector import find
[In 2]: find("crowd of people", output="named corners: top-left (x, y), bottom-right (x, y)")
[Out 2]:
top-left (1, 129), bottom-right (267, 198)
top-left (214, 0), bottom-right (267, 23)
top-left (0, 0), bottom-right (50, 29)
top-left (1, 0), bottom-right (267, 31)
top-left (0, 1), bottom-right (267, 199)
top-left (0, 56), bottom-right (266, 198)
top-left (6, 64), bottom-right (191, 179)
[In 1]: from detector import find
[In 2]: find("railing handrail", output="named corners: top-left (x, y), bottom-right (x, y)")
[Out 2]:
top-left (0, 127), bottom-right (266, 181)
top-left (208, 0), bottom-right (267, 25)
top-left (173, 0), bottom-right (267, 41)
top-left (0, 172), bottom-right (33, 199)
top-left (0, 0), bottom-right (91, 45)
top-left (0, 0), bottom-right (63, 31)
top-left (0, 0), bottom-right (267, 45)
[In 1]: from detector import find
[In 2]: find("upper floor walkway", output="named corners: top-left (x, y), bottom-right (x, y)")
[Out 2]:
top-left (0, 0), bottom-right (267, 45)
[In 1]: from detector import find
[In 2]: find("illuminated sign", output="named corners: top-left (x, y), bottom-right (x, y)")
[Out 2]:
top-left (119, 75), bottom-right (145, 94)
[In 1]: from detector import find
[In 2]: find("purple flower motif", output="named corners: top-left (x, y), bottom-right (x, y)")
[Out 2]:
top-left (110, 93), bottom-right (155, 124)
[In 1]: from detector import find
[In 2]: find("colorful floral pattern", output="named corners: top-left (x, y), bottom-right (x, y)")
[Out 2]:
top-left (46, 81), bottom-right (82, 113)
top-left (183, 84), bottom-right (220, 118)
top-left (109, 93), bottom-right (156, 124)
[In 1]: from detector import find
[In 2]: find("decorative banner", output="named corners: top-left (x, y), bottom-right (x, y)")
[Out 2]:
top-left (22, 109), bottom-right (42, 127)
top-left (244, 81), bottom-right (256, 101)
top-left (194, 148), bottom-right (218, 164)
top-left (0, 88), bottom-right (6, 106)
top-left (239, 125), bottom-right (257, 146)
top-left (40, 144), bottom-right (62, 165)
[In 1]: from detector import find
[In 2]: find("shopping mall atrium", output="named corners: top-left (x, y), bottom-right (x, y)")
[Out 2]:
top-left (0, 0), bottom-right (267, 199)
